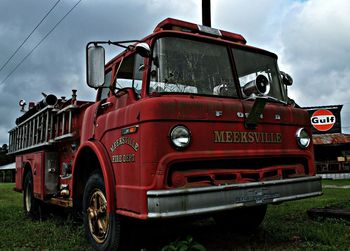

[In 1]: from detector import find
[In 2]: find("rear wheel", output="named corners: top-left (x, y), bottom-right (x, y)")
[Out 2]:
top-left (214, 205), bottom-right (267, 233)
top-left (23, 171), bottom-right (40, 218)
top-left (83, 173), bottom-right (123, 251)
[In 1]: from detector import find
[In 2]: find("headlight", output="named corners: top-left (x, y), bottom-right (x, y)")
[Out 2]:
top-left (170, 125), bottom-right (191, 148)
top-left (296, 128), bottom-right (311, 149)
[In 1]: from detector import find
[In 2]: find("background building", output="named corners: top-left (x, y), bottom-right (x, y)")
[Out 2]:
top-left (0, 144), bottom-right (15, 182)
top-left (0, 162), bottom-right (15, 182)
top-left (304, 105), bottom-right (350, 173)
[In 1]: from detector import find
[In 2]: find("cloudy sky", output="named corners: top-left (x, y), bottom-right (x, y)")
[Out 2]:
top-left (0, 0), bottom-right (350, 144)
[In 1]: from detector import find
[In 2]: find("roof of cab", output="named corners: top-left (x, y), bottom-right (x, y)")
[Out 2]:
top-left (154, 18), bottom-right (247, 44)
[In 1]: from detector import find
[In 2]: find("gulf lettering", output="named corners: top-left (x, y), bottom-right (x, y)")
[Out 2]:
top-left (311, 109), bottom-right (336, 132)
top-left (311, 116), bottom-right (335, 124)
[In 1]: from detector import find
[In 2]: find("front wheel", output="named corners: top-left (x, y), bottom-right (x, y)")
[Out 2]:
top-left (214, 205), bottom-right (267, 233)
top-left (83, 172), bottom-right (123, 251)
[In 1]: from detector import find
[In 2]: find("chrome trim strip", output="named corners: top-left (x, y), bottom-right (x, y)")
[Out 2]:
top-left (8, 142), bottom-right (52, 155)
top-left (147, 176), bottom-right (322, 219)
top-left (272, 191), bottom-right (323, 203)
top-left (56, 104), bottom-right (77, 115)
top-left (54, 133), bottom-right (75, 141)
top-left (148, 176), bottom-right (321, 196)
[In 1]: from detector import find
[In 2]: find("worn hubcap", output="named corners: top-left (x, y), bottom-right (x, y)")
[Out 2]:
top-left (87, 190), bottom-right (108, 243)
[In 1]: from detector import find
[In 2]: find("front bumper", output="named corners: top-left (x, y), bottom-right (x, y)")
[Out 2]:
top-left (147, 176), bottom-right (322, 218)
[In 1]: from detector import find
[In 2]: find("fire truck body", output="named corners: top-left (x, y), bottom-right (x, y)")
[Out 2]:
top-left (10, 97), bottom-right (92, 206)
top-left (9, 18), bottom-right (322, 250)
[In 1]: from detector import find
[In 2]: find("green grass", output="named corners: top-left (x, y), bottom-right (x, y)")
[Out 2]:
top-left (194, 181), bottom-right (350, 251)
top-left (0, 183), bottom-right (92, 251)
top-left (322, 179), bottom-right (350, 186)
top-left (262, 191), bottom-right (350, 251)
top-left (1, 180), bottom-right (350, 251)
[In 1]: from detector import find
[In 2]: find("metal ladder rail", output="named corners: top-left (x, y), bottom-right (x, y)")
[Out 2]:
top-left (54, 104), bottom-right (77, 141)
top-left (8, 106), bottom-right (56, 154)
top-left (23, 122), bottom-right (27, 149)
top-left (49, 110), bottom-right (55, 142)
top-left (19, 126), bottom-right (23, 150)
top-left (8, 129), bottom-right (13, 153)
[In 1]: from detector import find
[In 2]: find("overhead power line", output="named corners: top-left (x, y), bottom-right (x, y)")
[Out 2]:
top-left (1, 0), bottom-right (83, 85)
top-left (0, 0), bottom-right (61, 74)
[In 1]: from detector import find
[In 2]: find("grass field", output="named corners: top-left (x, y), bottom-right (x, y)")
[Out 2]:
top-left (0, 183), bottom-right (92, 251)
top-left (1, 180), bottom-right (350, 251)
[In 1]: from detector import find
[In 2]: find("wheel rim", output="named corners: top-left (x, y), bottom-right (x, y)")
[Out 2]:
top-left (87, 189), bottom-right (109, 243)
top-left (25, 182), bottom-right (32, 212)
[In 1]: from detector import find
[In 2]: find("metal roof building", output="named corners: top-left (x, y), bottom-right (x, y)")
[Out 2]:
top-left (312, 134), bottom-right (350, 173)
top-left (313, 133), bottom-right (350, 145)
top-left (0, 162), bottom-right (15, 182)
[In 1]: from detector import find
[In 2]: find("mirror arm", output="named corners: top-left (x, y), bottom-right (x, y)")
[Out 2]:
top-left (90, 40), bottom-right (140, 50)
top-left (111, 56), bottom-right (125, 95)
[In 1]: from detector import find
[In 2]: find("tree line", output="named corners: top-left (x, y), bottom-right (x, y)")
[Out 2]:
top-left (0, 144), bottom-right (14, 166)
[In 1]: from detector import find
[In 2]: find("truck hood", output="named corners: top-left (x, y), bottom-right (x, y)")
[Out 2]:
top-left (139, 95), bottom-right (310, 127)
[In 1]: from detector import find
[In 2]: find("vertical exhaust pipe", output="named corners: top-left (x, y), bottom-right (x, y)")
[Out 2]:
top-left (202, 0), bottom-right (211, 27)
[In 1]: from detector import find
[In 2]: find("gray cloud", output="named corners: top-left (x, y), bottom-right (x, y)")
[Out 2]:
top-left (0, 0), bottom-right (201, 143)
top-left (279, 0), bottom-right (350, 129)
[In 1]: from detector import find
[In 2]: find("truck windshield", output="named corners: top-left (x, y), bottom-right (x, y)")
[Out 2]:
top-left (232, 48), bottom-right (286, 101)
top-left (149, 37), bottom-right (237, 97)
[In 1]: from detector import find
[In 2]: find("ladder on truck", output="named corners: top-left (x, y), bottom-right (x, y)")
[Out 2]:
top-left (8, 103), bottom-right (77, 154)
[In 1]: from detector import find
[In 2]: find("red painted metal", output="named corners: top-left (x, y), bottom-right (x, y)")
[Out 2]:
top-left (154, 18), bottom-right (247, 44)
top-left (72, 140), bottom-right (116, 212)
top-left (11, 18), bottom-right (319, 223)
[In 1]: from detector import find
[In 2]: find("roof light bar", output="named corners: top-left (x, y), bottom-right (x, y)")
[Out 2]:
top-left (197, 24), bottom-right (221, 36)
top-left (154, 18), bottom-right (246, 44)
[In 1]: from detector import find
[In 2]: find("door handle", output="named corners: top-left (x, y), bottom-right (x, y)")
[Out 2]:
top-left (100, 102), bottom-right (112, 109)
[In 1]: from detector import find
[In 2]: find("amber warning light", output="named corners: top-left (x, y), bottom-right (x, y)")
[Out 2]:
top-left (121, 125), bottom-right (139, 135)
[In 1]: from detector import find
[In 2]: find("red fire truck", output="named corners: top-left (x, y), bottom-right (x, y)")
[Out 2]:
top-left (9, 18), bottom-right (322, 250)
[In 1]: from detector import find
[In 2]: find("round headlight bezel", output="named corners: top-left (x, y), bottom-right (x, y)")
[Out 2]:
top-left (296, 128), bottom-right (311, 149)
top-left (169, 125), bottom-right (191, 149)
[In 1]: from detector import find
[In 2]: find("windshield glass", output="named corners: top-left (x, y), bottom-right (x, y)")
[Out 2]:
top-left (232, 48), bottom-right (286, 101)
top-left (149, 37), bottom-right (237, 97)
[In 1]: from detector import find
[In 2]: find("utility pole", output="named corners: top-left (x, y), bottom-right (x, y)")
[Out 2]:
top-left (202, 0), bottom-right (211, 27)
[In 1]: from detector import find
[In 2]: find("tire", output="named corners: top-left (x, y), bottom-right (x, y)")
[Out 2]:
top-left (214, 205), bottom-right (267, 233)
top-left (23, 171), bottom-right (40, 218)
top-left (83, 173), bottom-right (123, 251)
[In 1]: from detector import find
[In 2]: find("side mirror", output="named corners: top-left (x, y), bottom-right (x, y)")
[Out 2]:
top-left (135, 42), bottom-right (151, 58)
top-left (281, 71), bottom-right (293, 86)
top-left (86, 44), bottom-right (105, 88)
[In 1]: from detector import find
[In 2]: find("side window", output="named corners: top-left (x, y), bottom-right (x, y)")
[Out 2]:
top-left (133, 54), bottom-right (144, 94)
top-left (115, 53), bottom-right (144, 96)
top-left (100, 70), bottom-right (112, 100)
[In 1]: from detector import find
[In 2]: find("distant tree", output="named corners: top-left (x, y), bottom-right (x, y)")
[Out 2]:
top-left (0, 143), bottom-right (14, 165)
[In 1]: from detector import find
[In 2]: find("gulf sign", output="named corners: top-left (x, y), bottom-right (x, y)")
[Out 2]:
top-left (311, 109), bottom-right (336, 132)
top-left (305, 105), bottom-right (342, 134)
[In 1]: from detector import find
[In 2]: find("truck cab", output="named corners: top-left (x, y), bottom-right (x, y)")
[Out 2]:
top-left (10, 18), bottom-right (322, 251)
